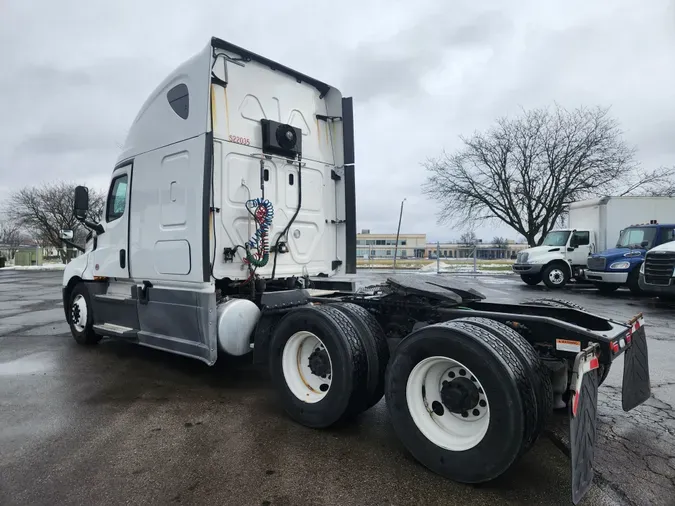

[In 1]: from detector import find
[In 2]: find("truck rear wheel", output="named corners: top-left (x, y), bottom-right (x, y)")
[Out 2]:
top-left (331, 303), bottom-right (390, 409)
top-left (522, 297), bottom-right (585, 311)
top-left (520, 274), bottom-right (542, 286)
top-left (385, 320), bottom-right (536, 483)
top-left (268, 305), bottom-right (369, 428)
top-left (453, 317), bottom-right (552, 451)
top-left (542, 263), bottom-right (569, 289)
top-left (68, 283), bottom-right (101, 346)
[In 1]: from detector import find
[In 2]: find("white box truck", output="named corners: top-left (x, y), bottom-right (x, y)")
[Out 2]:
top-left (513, 196), bottom-right (675, 288)
top-left (60, 37), bottom-right (650, 505)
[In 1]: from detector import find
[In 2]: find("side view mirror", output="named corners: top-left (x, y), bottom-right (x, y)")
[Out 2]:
top-left (569, 238), bottom-right (578, 249)
top-left (641, 241), bottom-right (649, 248)
top-left (60, 230), bottom-right (74, 240)
top-left (73, 186), bottom-right (90, 220)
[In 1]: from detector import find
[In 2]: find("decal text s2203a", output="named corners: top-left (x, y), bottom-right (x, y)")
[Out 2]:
top-left (229, 135), bottom-right (251, 145)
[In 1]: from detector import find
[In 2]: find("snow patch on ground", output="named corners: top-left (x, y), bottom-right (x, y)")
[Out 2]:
top-left (419, 262), bottom-right (513, 274)
top-left (0, 264), bottom-right (66, 271)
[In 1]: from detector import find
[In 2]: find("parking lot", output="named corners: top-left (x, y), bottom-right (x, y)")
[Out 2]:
top-left (0, 271), bottom-right (673, 506)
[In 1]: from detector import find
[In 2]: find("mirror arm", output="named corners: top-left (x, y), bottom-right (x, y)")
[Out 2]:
top-left (62, 238), bottom-right (85, 253)
top-left (76, 215), bottom-right (104, 235)
top-left (84, 219), bottom-right (105, 235)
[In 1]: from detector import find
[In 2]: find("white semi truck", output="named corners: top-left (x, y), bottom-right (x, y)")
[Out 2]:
top-left (513, 196), bottom-right (675, 289)
top-left (61, 37), bottom-right (651, 505)
top-left (639, 240), bottom-right (675, 299)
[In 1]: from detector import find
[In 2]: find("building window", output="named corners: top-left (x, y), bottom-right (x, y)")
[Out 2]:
top-left (370, 250), bottom-right (376, 257)
top-left (376, 240), bottom-right (385, 245)
top-left (167, 83), bottom-right (189, 120)
top-left (401, 240), bottom-right (407, 245)
top-left (386, 250), bottom-right (392, 256)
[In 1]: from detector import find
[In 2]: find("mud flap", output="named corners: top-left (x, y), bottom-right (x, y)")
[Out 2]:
top-left (622, 317), bottom-right (650, 412)
top-left (569, 344), bottom-right (600, 505)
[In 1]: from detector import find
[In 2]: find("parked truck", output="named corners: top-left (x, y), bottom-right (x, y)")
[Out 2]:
top-left (513, 197), bottom-right (675, 289)
top-left (585, 218), bottom-right (675, 294)
top-left (638, 240), bottom-right (675, 299)
top-left (60, 37), bottom-right (651, 505)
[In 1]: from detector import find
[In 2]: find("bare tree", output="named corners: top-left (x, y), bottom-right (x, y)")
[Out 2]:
top-left (459, 231), bottom-right (477, 245)
top-left (0, 219), bottom-right (24, 259)
top-left (633, 167), bottom-right (675, 197)
top-left (4, 182), bottom-right (105, 261)
top-left (492, 236), bottom-right (508, 249)
top-left (423, 104), bottom-right (675, 246)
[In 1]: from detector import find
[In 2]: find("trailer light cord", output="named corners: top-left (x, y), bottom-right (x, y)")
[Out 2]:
top-left (245, 198), bottom-right (274, 268)
top-left (271, 154), bottom-right (302, 279)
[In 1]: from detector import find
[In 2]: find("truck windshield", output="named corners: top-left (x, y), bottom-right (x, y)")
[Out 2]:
top-left (542, 231), bottom-right (571, 246)
top-left (616, 227), bottom-right (657, 249)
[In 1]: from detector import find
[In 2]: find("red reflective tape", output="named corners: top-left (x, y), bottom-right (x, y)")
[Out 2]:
top-left (572, 391), bottom-right (580, 417)
top-left (611, 342), bottom-right (620, 353)
top-left (589, 357), bottom-right (599, 370)
top-left (626, 333), bottom-right (632, 344)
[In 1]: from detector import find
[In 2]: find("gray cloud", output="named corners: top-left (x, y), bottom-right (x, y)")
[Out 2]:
top-left (1, 0), bottom-right (673, 242)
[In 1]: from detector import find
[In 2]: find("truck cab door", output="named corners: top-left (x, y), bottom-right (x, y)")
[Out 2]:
top-left (568, 230), bottom-right (591, 266)
top-left (94, 165), bottom-right (131, 278)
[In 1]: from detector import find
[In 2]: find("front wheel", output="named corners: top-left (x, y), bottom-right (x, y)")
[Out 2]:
top-left (542, 263), bottom-right (569, 289)
top-left (520, 274), bottom-right (542, 286)
top-left (627, 267), bottom-right (642, 295)
top-left (593, 282), bottom-right (620, 294)
top-left (68, 283), bottom-right (101, 345)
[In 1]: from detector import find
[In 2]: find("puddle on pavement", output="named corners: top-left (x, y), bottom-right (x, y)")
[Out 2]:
top-left (0, 352), bottom-right (55, 375)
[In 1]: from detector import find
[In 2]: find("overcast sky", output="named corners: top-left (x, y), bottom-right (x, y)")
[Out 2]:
top-left (2, 0), bottom-right (674, 242)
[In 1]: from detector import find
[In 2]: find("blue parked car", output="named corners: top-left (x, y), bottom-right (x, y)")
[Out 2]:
top-left (584, 221), bottom-right (675, 293)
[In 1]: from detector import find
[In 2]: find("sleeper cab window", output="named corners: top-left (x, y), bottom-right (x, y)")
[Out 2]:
top-left (167, 83), bottom-right (189, 119)
top-left (106, 174), bottom-right (128, 222)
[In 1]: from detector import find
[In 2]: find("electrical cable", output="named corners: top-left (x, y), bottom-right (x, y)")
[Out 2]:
top-left (271, 154), bottom-right (302, 279)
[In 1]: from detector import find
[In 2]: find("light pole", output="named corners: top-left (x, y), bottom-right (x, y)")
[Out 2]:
top-left (393, 198), bottom-right (406, 270)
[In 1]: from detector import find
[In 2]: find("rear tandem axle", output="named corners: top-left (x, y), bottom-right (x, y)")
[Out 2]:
top-left (253, 275), bottom-right (650, 505)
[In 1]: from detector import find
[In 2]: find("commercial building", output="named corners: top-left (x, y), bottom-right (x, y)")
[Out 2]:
top-left (424, 241), bottom-right (527, 260)
top-left (356, 230), bottom-right (528, 260)
top-left (356, 230), bottom-right (427, 259)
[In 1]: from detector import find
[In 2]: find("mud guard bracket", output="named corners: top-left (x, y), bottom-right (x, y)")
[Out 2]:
top-left (569, 343), bottom-right (600, 505)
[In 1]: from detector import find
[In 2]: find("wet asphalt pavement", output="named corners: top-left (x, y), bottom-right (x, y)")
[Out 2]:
top-left (0, 271), bottom-right (673, 506)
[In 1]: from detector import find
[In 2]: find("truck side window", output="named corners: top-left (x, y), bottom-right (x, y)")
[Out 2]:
top-left (572, 231), bottom-right (589, 246)
top-left (106, 174), bottom-right (128, 222)
top-left (167, 83), bottom-right (189, 120)
top-left (663, 228), bottom-right (675, 243)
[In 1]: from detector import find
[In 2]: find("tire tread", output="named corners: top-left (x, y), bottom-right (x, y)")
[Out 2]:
top-left (454, 317), bottom-right (552, 451)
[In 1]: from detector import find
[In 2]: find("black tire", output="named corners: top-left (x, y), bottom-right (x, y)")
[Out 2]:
top-left (522, 298), bottom-right (586, 311)
top-left (520, 274), bottom-right (542, 286)
top-left (593, 282), bottom-right (620, 294)
top-left (627, 267), bottom-right (642, 295)
top-left (68, 283), bottom-right (101, 345)
top-left (454, 317), bottom-right (552, 451)
top-left (268, 305), bottom-right (369, 428)
top-left (331, 303), bottom-right (390, 409)
top-left (597, 363), bottom-right (611, 386)
top-left (385, 320), bottom-right (536, 484)
top-left (542, 263), bottom-right (569, 289)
